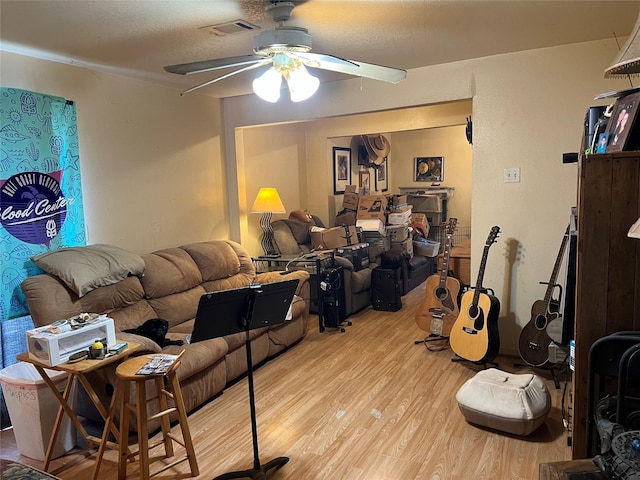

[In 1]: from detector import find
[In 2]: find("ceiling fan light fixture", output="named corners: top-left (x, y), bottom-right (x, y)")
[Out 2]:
top-left (252, 67), bottom-right (282, 103)
top-left (285, 63), bottom-right (319, 102)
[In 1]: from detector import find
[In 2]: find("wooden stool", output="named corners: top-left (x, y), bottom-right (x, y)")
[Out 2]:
top-left (94, 352), bottom-right (199, 480)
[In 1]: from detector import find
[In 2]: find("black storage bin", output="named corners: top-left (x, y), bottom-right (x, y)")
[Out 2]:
top-left (371, 266), bottom-right (402, 311)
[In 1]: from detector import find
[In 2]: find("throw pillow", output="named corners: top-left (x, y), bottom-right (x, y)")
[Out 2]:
top-left (31, 244), bottom-right (145, 297)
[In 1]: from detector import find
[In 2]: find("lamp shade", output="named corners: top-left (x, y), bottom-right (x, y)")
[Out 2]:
top-left (286, 63), bottom-right (320, 102)
top-left (252, 67), bottom-right (282, 103)
top-left (251, 188), bottom-right (286, 213)
top-left (605, 12), bottom-right (640, 78)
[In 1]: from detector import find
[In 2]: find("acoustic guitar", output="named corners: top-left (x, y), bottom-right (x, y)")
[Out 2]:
top-left (415, 218), bottom-right (460, 337)
top-left (450, 226), bottom-right (501, 363)
top-left (518, 225), bottom-right (570, 367)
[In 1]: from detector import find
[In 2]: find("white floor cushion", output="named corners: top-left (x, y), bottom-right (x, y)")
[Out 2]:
top-left (456, 368), bottom-right (551, 436)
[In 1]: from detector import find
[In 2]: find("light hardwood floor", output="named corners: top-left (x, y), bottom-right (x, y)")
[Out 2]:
top-left (0, 284), bottom-right (572, 479)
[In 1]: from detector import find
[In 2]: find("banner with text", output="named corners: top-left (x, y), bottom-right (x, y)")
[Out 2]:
top-left (0, 87), bottom-right (86, 321)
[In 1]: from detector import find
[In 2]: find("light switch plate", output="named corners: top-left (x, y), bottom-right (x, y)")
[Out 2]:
top-left (504, 167), bottom-right (520, 183)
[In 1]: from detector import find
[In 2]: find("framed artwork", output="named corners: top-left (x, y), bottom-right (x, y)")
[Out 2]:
top-left (374, 161), bottom-right (388, 192)
top-left (333, 146), bottom-right (351, 194)
top-left (359, 170), bottom-right (371, 195)
top-left (414, 156), bottom-right (444, 182)
top-left (605, 92), bottom-right (640, 153)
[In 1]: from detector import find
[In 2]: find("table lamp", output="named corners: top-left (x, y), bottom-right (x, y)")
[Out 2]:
top-left (604, 11), bottom-right (640, 78)
top-left (251, 187), bottom-right (286, 256)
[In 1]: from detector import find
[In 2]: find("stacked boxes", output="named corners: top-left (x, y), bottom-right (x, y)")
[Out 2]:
top-left (335, 185), bottom-right (359, 226)
top-left (335, 243), bottom-right (370, 271)
top-left (387, 196), bottom-right (413, 257)
top-left (356, 195), bottom-right (388, 222)
top-left (311, 225), bottom-right (358, 249)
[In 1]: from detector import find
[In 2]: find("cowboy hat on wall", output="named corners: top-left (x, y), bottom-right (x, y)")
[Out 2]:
top-left (361, 134), bottom-right (390, 166)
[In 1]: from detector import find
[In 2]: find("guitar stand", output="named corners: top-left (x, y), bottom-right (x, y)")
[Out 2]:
top-left (451, 354), bottom-right (498, 369)
top-left (415, 334), bottom-right (450, 352)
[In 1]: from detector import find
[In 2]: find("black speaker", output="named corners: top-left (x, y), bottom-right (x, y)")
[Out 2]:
top-left (371, 267), bottom-right (402, 312)
top-left (583, 106), bottom-right (607, 153)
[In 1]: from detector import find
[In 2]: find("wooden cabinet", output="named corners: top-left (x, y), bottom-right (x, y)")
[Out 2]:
top-left (571, 152), bottom-right (640, 458)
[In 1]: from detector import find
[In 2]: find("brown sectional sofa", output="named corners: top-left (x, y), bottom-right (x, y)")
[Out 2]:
top-left (21, 240), bottom-right (310, 419)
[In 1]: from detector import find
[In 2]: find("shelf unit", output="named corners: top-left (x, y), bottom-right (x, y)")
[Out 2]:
top-left (571, 151), bottom-right (640, 458)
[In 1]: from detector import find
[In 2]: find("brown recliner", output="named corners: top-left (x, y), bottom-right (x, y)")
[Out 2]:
top-left (271, 216), bottom-right (372, 317)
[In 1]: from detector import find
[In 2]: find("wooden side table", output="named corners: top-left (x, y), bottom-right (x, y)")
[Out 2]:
top-left (16, 341), bottom-right (140, 471)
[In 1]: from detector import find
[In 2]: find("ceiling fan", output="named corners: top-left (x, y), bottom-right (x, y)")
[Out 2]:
top-left (164, 1), bottom-right (407, 101)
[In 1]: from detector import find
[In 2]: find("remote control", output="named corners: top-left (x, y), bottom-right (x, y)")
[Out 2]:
top-left (109, 342), bottom-right (128, 353)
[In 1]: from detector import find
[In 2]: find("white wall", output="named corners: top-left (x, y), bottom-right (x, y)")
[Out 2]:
top-left (223, 38), bottom-right (631, 355)
top-left (391, 125), bottom-right (472, 228)
top-left (241, 123), bottom-right (307, 256)
top-left (0, 51), bottom-right (225, 253)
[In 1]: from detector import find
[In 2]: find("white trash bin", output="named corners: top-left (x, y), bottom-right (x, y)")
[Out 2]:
top-left (0, 362), bottom-right (76, 460)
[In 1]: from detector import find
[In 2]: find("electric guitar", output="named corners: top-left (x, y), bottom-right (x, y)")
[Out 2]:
top-left (415, 218), bottom-right (460, 337)
top-left (450, 226), bottom-right (501, 363)
top-left (518, 225), bottom-right (570, 367)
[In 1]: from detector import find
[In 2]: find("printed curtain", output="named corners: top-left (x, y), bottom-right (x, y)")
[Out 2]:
top-left (0, 88), bottom-right (86, 321)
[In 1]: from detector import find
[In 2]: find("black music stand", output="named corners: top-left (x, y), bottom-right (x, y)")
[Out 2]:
top-left (191, 279), bottom-right (299, 480)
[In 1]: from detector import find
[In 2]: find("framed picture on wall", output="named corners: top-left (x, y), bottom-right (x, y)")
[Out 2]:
top-left (414, 156), bottom-right (444, 182)
top-left (359, 170), bottom-right (371, 195)
top-left (374, 161), bottom-right (388, 192)
top-left (333, 146), bottom-right (351, 194)
top-left (605, 92), bottom-right (640, 153)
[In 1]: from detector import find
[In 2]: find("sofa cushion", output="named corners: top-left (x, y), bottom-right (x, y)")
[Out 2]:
top-left (181, 241), bottom-right (241, 281)
top-left (283, 219), bottom-right (313, 245)
top-left (31, 244), bottom-right (145, 297)
top-left (141, 248), bottom-right (202, 299)
top-left (350, 268), bottom-right (372, 294)
top-left (147, 286), bottom-right (206, 329)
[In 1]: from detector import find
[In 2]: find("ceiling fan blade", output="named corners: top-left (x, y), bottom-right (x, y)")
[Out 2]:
top-left (292, 52), bottom-right (406, 84)
top-left (164, 54), bottom-right (265, 75)
top-left (179, 58), bottom-right (272, 95)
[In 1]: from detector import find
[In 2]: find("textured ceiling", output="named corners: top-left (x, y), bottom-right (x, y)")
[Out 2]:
top-left (1, 0), bottom-right (639, 98)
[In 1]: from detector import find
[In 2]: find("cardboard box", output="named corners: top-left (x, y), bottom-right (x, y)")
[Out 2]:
top-left (387, 223), bottom-right (410, 243)
top-left (356, 195), bottom-right (388, 221)
top-left (27, 316), bottom-right (116, 366)
top-left (342, 185), bottom-right (359, 211)
top-left (336, 210), bottom-right (357, 226)
top-left (311, 225), bottom-right (358, 249)
top-left (389, 194), bottom-right (407, 208)
top-left (356, 218), bottom-right (386, 234)
top-left (411, 213), bottom-right (428, 228)
top-left (388, 206), bottom-right (412, 225)
top-left (336, 243), bottom-right (370, 271)
top-left (389, 237), bottom-right (413, 257)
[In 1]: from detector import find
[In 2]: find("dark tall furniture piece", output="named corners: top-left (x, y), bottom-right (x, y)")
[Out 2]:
top-left (572, 152), bottom-right (640, 458)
